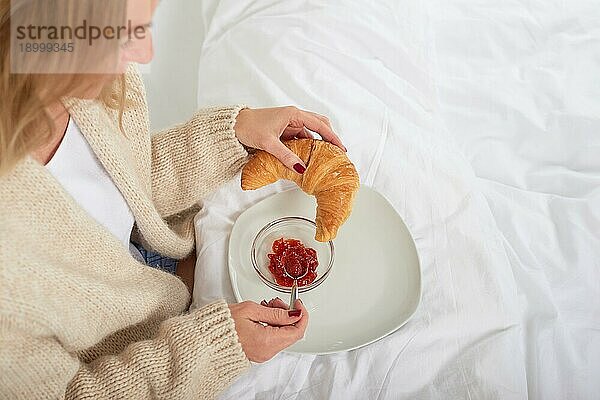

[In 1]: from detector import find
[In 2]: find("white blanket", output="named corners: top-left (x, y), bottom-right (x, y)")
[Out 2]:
top-left (429, 1), bottom-right (600, 399)
top-left (188, 1), bottom-right (600, 399)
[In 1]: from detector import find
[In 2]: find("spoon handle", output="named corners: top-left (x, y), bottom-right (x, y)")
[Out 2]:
top-left (289, 281), bottom-right (299, 310)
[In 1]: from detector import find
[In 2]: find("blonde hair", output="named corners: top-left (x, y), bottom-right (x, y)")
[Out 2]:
top-left (0, 0), bottom-right (128, 176)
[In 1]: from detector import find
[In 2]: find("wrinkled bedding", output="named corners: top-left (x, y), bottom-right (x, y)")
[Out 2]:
top-left (187, 1), bottom-right (600, 398)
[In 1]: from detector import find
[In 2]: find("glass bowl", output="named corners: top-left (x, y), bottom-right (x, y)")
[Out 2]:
top-left (251, 216), bottom-right (335, 293)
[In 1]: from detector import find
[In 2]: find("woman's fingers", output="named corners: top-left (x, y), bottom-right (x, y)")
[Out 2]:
top-left (263, 299), bottom-right (308, 344)
top-left (229, 300), bottom-right (309, 363)
top-left (296, 109), bottom-right (347, 152)
top-left (267, 297), bottom-right (289, 309)
top-left (264, 137), bottom-right (307, 174)
top-left (308, 111), bottom-right (333, 130)
top-left (290, 299), bottom-right (308, 332)
top-left (281, 127), bottom-right (314, 140)
top-left (297, 127), bottom-right (314, 139)
top-left (252, 302), bottom-right (303, 326)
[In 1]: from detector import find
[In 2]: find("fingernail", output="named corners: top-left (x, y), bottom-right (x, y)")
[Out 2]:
top-left (293, 163), bottom-right (306, 174)
top-left (260, 300), bottom-right (268, 306)
top-left (288, 309), bottom-right (302, 317)
top-left (275, 297), bottom-right (282, 302)
top-left (343, 146), bottom-right (348, 152)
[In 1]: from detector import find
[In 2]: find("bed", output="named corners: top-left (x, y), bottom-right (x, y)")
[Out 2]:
top-left (143, 1), bottom-right (600, 398)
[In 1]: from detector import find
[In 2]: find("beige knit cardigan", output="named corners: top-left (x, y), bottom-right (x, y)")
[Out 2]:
top-left (0, 66), bottom-right (251, 399)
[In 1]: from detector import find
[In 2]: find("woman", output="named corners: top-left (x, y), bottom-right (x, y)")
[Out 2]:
top-left (0, 0), bottom-right (345, 398)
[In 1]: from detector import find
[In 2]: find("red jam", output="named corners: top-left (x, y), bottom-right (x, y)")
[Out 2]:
top-left (267, 238), bottom-right (318, 287)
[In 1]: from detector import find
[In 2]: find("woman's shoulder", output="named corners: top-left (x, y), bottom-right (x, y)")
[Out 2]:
top-left (64, 63), bottom-right (151, 147)
top-left (99, 63), bottom-right (149, 119)
top-left (122, 63), bottom-right (148, 107)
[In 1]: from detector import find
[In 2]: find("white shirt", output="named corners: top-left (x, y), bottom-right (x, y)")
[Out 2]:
top-left (46, 117), bottom-right (140, 257)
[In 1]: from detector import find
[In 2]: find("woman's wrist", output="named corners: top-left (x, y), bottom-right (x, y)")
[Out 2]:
top-left (232, 107), bottom-right (255, 153)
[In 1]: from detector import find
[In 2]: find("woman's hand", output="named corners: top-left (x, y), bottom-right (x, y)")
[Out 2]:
top-left (228, 298), bottom-right (308, 363)
top-left (234, 106), bottom-right (346, 174)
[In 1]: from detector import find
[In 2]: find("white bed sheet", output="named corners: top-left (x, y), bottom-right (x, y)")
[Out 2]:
top-left (187, 1), bottom-right (599, 399)
top-left (429, 1), bottom-right (600, 399)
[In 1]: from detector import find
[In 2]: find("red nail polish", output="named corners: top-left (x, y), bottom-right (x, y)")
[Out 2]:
top-left (288, 309), bottom-right (302, 317)
top-left (293, 163), bottom-right (306, 174)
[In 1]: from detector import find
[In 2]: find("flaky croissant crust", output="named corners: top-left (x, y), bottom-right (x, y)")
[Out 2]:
top-left (241, 139), bottom-right (360, 241)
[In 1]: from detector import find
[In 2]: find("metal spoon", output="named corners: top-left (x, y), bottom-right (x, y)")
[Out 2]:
top-left (283, 266), bottom-right (308, 310)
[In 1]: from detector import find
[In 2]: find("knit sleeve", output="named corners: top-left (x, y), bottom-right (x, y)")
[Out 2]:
top-left (0, 300), bottom-right (250, 400)
top-left (150, 106), bottom-right (249, 218)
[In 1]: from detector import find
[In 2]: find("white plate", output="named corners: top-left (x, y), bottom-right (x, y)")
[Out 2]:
top-left (228, 186), bottom-right (421, 354)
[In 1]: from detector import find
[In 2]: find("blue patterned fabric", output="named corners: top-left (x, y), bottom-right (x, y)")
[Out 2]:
top-left (132, 243), bottom-right (178, 274)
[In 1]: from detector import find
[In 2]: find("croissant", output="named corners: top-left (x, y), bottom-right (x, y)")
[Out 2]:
top-left (241, 139), bottom-right (360, 242)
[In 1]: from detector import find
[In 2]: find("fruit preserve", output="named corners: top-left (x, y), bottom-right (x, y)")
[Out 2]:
top-left (267, 238), bottom-right (318, 287)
